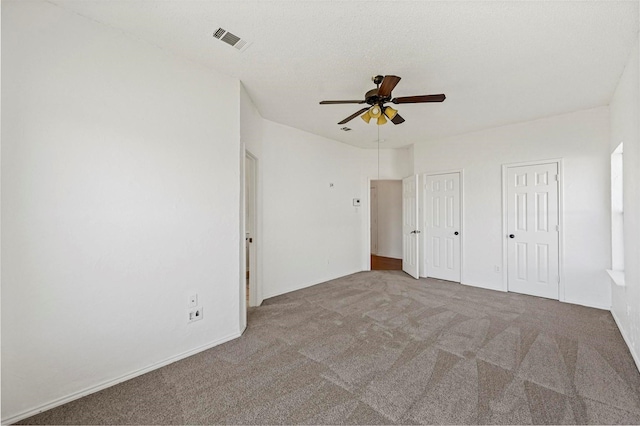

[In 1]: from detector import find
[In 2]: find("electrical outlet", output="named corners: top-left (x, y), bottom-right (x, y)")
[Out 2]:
top-left (353, 198), bottom-right (361, 206)
top-left (188, 306), bottom-right (203, 323)
top-left (188, 293), bottom-right (198, 308)
top-left (494, 265), bottom-right (501, 273)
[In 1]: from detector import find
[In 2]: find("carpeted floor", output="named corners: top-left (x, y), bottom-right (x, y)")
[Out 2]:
top-left (19, 271), bottom-right (640, 424)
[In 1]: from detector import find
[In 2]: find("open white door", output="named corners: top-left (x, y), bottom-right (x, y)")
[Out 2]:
top-left (402, 175), bottom-right (420, 279)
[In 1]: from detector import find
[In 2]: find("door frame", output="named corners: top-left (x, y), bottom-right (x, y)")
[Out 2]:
top-left (364, 177), bottom-right (403, 270)
top-left (501, 158), bottom-right (565, 301)
top-left (370, 184), bottom-right (378, 255)
top-left (245, 151), bottom-right (259, 308)
top-left (364, 177), bottom-right (374, 271)
top-left (420, 170), bottom-right (464, 282)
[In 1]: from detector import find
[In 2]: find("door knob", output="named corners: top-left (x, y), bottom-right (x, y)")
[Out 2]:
top-left (454, 231), bottom-right (459, 235)
top-left (509, 234), bottom-right (515, 239)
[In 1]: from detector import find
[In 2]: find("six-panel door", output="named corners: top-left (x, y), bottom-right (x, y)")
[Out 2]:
top-left (506, 163), bottom-right (560, 299)
top-left (425, 173), bottom-right (461, 282)
top-left (402, 175), bottom-right (420, 279)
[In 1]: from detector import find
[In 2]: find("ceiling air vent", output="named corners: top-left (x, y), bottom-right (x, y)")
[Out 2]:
top-left (213, 27), bottom-right (250, 52)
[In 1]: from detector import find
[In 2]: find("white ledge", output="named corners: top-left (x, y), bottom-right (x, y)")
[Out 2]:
top-left (607, 269), bottom-right (626, 287)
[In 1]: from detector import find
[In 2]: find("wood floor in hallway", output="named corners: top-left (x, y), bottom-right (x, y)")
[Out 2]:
top-left (371, 254), bottom-right (402, 270)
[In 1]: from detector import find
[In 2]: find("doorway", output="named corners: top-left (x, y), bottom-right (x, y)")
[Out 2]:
top-left (503, 160), bottom-right (561, 300)
top-left (370, 180), bottom-right (402, 271)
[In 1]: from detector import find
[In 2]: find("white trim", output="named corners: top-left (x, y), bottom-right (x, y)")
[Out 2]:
top-left (611, 309), bottom-right (640, 373)
top-left (245, 150), bottom-right (259, 308)
top-left (460, 280), bottom-right (505, 292)
top-left (2, 332), bottom-right (242, 425)
top-left (239, 143), bottom-right (247, 330)
top-left (420, 170), bottom-right (464, 283)
top-left (606, 269), bottom-right (626, 287)
top-left (262, 269), bottom-right (362, 300)
top-left (563, 297), bottom-right (610, 311)
top-left (364, 176), bottom-right (373, 271)
top-left (501, 158), bottom-right (564, 300)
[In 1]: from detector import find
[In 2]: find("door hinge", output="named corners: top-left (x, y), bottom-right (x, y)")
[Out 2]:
top-left (556, 225), bottom-right (559, 232)
top-left (557, 276), bottom-right (560, 284)
top-left (555, 174), bottom-right (559, 182)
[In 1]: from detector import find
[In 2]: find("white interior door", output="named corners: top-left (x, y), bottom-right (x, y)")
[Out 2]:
top-left (506, 163), bottom-right (559, 299)
top-left (425, 173), bottom-right (461, 282)
top-left (402, 175), bottom-right (420, 279)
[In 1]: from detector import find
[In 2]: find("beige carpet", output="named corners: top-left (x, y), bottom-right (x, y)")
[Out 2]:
top-left (19, 271), bottom-right (640, 424)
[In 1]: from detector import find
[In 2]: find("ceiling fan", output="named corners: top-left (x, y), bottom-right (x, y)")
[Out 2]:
top-left (319, 75), bottom-right (445, 125)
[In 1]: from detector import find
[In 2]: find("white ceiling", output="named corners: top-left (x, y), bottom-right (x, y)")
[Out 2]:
top-left (49, 0), bottom-right (639, 149)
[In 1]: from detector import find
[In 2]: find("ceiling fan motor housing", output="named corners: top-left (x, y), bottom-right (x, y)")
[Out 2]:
top-left (365, 88), bottom-right (390, 106)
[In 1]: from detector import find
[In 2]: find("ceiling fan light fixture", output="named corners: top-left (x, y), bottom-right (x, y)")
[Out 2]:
top-left (383, 106), bottom-right (398, 120)
top-left (320, 75), bottom-right (445, 126)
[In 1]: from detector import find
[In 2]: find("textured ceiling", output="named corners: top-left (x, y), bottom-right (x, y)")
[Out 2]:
top-left (49, 0), bottom-right (639, 149)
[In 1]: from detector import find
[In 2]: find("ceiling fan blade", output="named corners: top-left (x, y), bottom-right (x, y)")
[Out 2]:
top-left (320, 100), bottom-right (366, 105)
top-left (391, 113), bottom-right (405, 125)
top-left (391, 94), bottom-right (446, 104)
top-left (377, 75), bottom-right (401, 98)
top-left (337, 107), bottom-right (370, 125)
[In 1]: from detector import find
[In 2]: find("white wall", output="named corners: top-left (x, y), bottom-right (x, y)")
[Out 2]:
top-left (261, 121), bottom-right (365, 298)
top-left (414, 107), bottom-right (611, 309)
top-left (1, 1), bottom-right (242, 422)
top-left (370, 180), bottom-right (402, 259)
top-left (610, 33), bottom-right (640, 368)
top-left (258, 116), bottom-right (412, 299)
top-left (360, 146), bottom-right (412, 179)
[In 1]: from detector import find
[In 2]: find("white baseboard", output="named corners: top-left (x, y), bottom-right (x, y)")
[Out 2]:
top-left (562, 297), bottom-right (610, 311)
top-left (611, 309), bottom-right (640, 373)
top-left (262, 269), bottom-right (362, 300)
top-left (2, 332), bottom-right (242, 425)
top-left (459, 280), bottom-right (506, 292)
